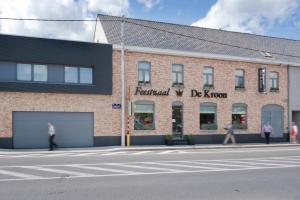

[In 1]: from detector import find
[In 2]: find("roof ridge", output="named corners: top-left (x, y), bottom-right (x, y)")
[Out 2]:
top-left (97, 14), bottom-right (300, 43)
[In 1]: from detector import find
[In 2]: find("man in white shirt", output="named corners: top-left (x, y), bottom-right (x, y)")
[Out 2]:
top-left (48, 122), bottom-right (58, 151)
top-left (262, 122), bottom-right (273, 144)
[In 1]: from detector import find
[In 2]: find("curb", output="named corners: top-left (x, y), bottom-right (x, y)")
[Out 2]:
top-left (0, 143), bottom-right (299, 155)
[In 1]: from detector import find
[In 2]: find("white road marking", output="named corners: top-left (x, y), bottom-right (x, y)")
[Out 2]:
top-left (68, 165), bottom-right (138, 174)
top-left (157, 150), bottom-right (179, 154)
top-left (131, 151), bottom-right (153, 155)
top-left (101, 151), bottom-right (128, 156)
top-left (148, 162), bottom-right (224, 170)
top-left (72, 152), bottom-right (98, 157)
top-left (215, 159), bottom-right (290, 167)
top-left (107, 163), bottom-right (186, 172)
top-left (253, 159), bottom-right (300, 164)
top-left (20, 166), bottom-right (94, 177)
top-left (180, 160), bottom-right (251, 168)
top-left (0, 169), bottom-right (42, 179)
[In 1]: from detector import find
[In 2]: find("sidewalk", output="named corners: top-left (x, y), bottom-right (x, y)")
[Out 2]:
top-left (0, 143), bottom-right (299, 155)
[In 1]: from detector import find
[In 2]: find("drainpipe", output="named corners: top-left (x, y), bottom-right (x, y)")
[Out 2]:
top-left (121, 16), bottom-right (126, 147)
top-left (287, 65), bottom-right (290, 143)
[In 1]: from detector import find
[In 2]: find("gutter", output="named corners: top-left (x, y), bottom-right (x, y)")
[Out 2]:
top-left (113, 45), bottom-right (300, 67)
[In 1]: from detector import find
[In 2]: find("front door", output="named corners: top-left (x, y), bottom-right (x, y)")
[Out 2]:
top-left (172, 104), bottom-right (183, 138)
top-left (261, 105), bottom-right (284, 138)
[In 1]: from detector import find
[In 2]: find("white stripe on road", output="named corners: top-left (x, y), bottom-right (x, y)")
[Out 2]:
top-left (216, 159), bottom-right (291, 167)
top-left (20, 166), bottom-right (94, 177)
top-left (253, 159), bottom-right (300, 164)
top-left (0, 169), bottom-right (42, 179)
top-left (101, 152), bottom-right (128, 156)
top-left (148, 162), bottom-right (224, 170)
top-left (107, 163), bottom-right (186, 173)
top-left (72, 152), bottom-right (98, 157)
top-left (180, 160), bottom-right (251, 168)
top-left (131, 151), bottom-right (153, 155)
top-left (69, 165), bottom-right (138, 174)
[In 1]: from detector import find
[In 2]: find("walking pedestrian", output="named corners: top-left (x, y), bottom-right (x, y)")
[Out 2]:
top-left (48, 122), bottom-right (58, 151)
top-left (223, 124), bottom-right (236, 145)
top-left (262, 122), bottom-right (272, 144)
top-left (291, 122), bottom-right (298, 144)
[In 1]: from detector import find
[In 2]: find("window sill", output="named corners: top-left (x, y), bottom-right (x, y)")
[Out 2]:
top-left (172, 84), bottom-right (185, 88)
top-left (235, 87), bottom-right (245, 91)
top-left (203, 85), bottom-right (214, 90)
top-left (270, 88), bottom-right (280, 92)
top-left (138, 83), bottom-right (151, 87)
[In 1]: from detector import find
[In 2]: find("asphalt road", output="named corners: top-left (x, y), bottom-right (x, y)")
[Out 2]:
top-left (0, 146), bottom-right (300, 200)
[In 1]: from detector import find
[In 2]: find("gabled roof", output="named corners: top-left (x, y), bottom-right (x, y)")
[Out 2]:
top-left (96, 14), bottom-right (300, 65)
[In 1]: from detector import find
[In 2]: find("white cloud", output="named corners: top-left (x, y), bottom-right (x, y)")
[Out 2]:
top-left (0, 0), bottom-right (130, 41)
top-left (192, 0), bottom-right (300, 34)
top-left (137, 0), bottom-right (160, 9)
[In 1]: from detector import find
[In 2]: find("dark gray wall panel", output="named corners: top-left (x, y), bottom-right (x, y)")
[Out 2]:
top-left (0, 138), bottom-right (13, 149)
top-left (13, 112), bottom-right (94, 149)
top-left (48, 65), bottom-right (65, 83)
top-left (0, 62), bottom-right (16, 82)
top-left (94, 136), bottom-right (120, 146)
top-left (0, 34), bottom-right (112, 94)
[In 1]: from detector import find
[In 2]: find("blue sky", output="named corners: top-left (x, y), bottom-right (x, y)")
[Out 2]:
top-left (0, 0), bottom-right (300, 41)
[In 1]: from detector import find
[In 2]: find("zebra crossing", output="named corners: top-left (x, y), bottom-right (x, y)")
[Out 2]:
top-left (0, 150), bottom-right (191, 158)
top-left (0, 155), bottom-right (300, 182)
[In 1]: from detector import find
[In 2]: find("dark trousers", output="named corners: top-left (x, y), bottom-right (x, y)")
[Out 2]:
top-left (264, 132), bottom-right (271, 144)
top-left (49, 135), bottom-right (57, 150)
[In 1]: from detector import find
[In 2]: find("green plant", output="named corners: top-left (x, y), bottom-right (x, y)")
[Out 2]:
top-left (233, 124), bottom-right (248, 129)
top-left (164, 134), bottom-right (173, 145)
top-left (185, 134), bottom-right (195, 145)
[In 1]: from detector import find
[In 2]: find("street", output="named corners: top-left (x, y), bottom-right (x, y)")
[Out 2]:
top-left (0, 146), bottom-right (300, 200)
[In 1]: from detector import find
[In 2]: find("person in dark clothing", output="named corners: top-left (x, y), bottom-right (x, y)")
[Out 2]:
top-left (48, 122), bottom-right (58, 151)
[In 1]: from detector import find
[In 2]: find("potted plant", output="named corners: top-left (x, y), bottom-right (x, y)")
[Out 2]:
top-left (185, 134), bottom-right (196, 145)
top-left (164, 134), bottom-right (173, 145)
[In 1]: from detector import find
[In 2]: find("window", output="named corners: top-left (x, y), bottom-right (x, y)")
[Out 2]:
top-left (172, 64), bottom-right (184, 86)
top-left (232, 104), bottom-right (247, 129)
top-left (270, 72), bottom-right (279, 91)
top-left (200, 103), bottom-right (217, 130)
top-left (235, 69), bottom-right (245, 89)
top-left (33, 65), bottom-right (47, 82)
top-left (17, 64), bottom-right (31, 81)
top-left (138, 62), bottom-right (151, 85)
top-left (203, 67), bottom-right (213, 88)
top-left (134, 102), bottom-right (154, 130)
top-left (80, 68), bottom-right (93, 84)
top-left (65, 67), bottom-right (78, 83)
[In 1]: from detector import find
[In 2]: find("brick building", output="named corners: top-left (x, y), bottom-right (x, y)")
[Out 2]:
top-left (0, 14), bottom-right (300, 148)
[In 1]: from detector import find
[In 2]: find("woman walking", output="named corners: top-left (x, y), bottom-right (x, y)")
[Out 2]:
top-left (291, 122), bottom-right (298, 144)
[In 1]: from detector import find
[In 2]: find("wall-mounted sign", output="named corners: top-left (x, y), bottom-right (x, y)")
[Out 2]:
top-left (191, 89), bottom-right (227, 98)
top-left (112, 103), bottom-right (122, 109)
top-left (258, 67), bottom-right (266, 93)
top-left (135, 87), bottom-right (170, 96)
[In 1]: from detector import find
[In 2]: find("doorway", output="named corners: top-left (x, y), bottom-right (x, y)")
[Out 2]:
top-left (261, 105), bottom-right (284, 138)
top-left (172, 102), bottom-right (183, 138)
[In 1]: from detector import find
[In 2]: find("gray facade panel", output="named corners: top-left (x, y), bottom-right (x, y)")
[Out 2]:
top-left (289, 66), bottom-right (300, 134)
top-left (0, 34), bottom-right (112, 94)
top-left (13, 112), bottom-right (94, 149)
top-left (0, 62), bottom-right (16, 82)
top-left (48, 64), bottom-right (65, 83)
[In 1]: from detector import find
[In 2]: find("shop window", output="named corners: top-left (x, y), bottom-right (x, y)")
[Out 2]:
top-left (200, 103), bottom-right (217, 130)
top-left (134, 101), bottom-right (155, 130)
top-left (203, 67), bottom-right (214, 88)
top-left (232, 104), bottom-right (247, 129)
top-left (138, 61), bottom-right (151, 85)
top-left (235, 69), bottom-right (245, 89)
top-left (172, 64), bottom-right (184, 86)
top-left (270, 72), bottom-right (279, 91)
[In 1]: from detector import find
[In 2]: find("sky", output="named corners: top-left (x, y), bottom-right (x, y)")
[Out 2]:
top-left (0, 0), bottom-right (300, 42)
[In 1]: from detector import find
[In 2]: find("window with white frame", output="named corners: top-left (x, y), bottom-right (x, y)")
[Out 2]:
top-left (270, 72), bottom-right (279, 91)
top-left (134, 101), bottom-right (155, 130)
top-left (232, 104), bottom-right (247, 129)
top-left (172, 64), bottom-right (184, 86)
top-left (235, 69), bottom-right (245, 89)
top-left (200, 103), bottom-right (217, 130)
top-left (138, 62), bottom-right (151, 85)
top-left (203, 67), bottom-right (214, 88)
